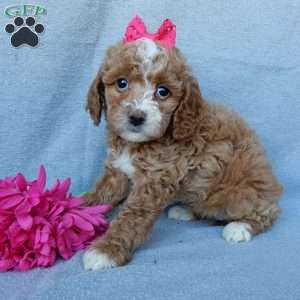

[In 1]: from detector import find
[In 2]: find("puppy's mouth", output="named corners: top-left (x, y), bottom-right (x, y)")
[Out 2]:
top-left (117, 122), bottom-right (151, 143)
top-left (127, 124), bottom-right (143, 133)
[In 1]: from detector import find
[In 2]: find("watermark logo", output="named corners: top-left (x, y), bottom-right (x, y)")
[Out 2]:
top-left (4, 4), bottom-right (46, 48)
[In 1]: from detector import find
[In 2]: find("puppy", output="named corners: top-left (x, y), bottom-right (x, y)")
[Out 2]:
top-left (83, 38), bottom-right (282, 271)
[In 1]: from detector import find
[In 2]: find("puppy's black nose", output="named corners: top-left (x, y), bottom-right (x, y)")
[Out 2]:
top-left (129, 115), bottom-right (145, 126)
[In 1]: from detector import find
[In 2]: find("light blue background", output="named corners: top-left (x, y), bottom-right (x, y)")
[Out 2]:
top-left (0, 1), bottom-right (299, 299)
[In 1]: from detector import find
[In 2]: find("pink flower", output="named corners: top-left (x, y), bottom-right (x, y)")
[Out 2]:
top-left (0, 166), bottom-right (111, 272)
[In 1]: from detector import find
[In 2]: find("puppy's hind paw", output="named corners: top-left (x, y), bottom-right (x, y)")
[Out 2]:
top-left (222, 222), bottom-right (252, 243)
top-left (167, 205), bottom-right (195, 221)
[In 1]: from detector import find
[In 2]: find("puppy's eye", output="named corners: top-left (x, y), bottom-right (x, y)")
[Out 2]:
top-left (116, 78), bottom-right (129, 92)
top-left (155, 86), bottom-right (170, 100)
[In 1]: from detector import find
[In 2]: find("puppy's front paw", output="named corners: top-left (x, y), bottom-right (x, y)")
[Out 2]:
top-left (167, 205), bottom-right (195, 221)
top-left (81, 192), bottom-right (98, 206)
top-left (83, 248), bottom-right (117, 271)
top-left (222, 222), bottom-right (252, 243)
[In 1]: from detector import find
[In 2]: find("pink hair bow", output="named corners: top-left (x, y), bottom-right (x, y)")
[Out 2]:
top-left (123, 16), bottom-right (176, 48)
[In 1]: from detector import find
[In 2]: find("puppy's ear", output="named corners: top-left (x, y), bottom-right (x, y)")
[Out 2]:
top-left (86, 71), bottom-right (105, 126)
top-left (173, 75), bottom-right (204, 140)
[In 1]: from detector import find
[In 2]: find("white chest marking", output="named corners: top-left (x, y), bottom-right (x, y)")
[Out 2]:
top-left (111, 148), bottom-right (135, 178)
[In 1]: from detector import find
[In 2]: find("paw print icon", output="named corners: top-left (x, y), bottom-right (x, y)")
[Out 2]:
top-left (5, 16), bottom-right (44, 47)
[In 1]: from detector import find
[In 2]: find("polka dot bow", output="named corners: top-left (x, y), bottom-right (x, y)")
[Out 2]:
top-left (123, 15), bottom-right (176, 48)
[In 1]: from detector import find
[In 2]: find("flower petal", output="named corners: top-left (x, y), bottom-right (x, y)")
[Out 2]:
top-left (15, 173), bottom-right (28, 192)
top-left (37, 165), bottom-right (46, 191)
top-left (0, 194), bottom-right (24, 209)
top-left (67, 213), bottom-right (94, 231)
top-left (16, 214), bottom-right (33, 230)
top-left (58, 178), bottom-right (71, 196)
top-left (0, 257), bottom-right (16, 272)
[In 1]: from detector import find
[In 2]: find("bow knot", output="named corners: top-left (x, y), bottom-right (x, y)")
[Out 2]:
top-left (123, 16), bottom-right (176, 48)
